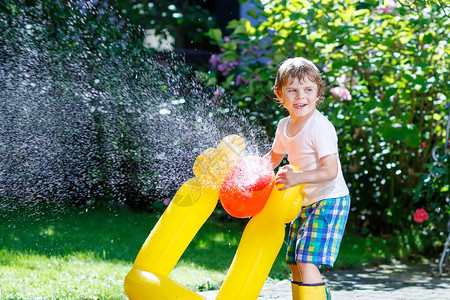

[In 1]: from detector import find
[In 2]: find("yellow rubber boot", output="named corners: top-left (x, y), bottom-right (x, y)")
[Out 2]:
top-left (298, 283), bottom-right (327, 300)
top-left (291, 281), bottom-right (301, 300)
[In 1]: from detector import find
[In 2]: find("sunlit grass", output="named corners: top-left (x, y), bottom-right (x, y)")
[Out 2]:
top-left (0, 202), bottom-right (251, 298)
top-left (0, 202), bottom-right (150, 299)
top-left (0, 249), bottom-right (129, 299)
top-left (0, 202), bottom-right (429, 299)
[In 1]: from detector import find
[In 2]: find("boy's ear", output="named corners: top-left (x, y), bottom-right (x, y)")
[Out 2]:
top-left (275, 90), bottom-right (284, 107)
top-left (274, 89), bottom-right (282, 100)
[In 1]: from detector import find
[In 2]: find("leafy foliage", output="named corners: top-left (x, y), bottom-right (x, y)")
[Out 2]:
top-left (411, 145), bottom-right (449, 237)
top-left (0, 0), bottom-right (156, 208)
top-left (205, 0), bottom-right (450, 234)
top-left (0, 0), bottom-right (264, 210)
top-left (99, 0), bottom-right (218, 52)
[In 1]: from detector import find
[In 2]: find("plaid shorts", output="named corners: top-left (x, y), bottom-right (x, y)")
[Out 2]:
top-left (286, 195), bottom-right (350, 268)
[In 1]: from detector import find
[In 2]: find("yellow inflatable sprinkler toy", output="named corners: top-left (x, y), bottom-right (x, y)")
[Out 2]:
top-left (215, 164), bottom-right (303, 300)
top-left (124, 135), bottom-right (303, 300)
top-left (124, 135), bottom-right (245, 300)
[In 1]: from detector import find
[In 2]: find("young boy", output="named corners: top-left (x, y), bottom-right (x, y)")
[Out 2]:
top-left (264, 57), bottom-right (350, 300)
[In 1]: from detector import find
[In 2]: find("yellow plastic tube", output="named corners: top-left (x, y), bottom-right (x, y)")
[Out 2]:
top-left (124, 268), bottom-right (206, 300)
top-left (124, 135), bottom-right (245, 300)
top-left (124, 133), bottom-right (303, 300)
top-left (124, 177), bottom-right (215, 300)
top-left (132, 177), bottom-right (219, 276)
top-left (216, 168), bottom-right (303, 300)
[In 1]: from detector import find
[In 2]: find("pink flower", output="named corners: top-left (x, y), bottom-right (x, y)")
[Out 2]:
top-left (413, 208), bottom-right (428, 223)
top-left (337, 74), bottom-right (347, 87)
top-left (223, 36), bottom-right (230, 42)
top-left (421, 142), bottom-right (426, 148)
top-left (386, 0), bottom-right (397, 10)
top-left (374, 0), bottom-right (397, 14)
top-left (330, 87), bottom-right (352, 101)
top-left (236, 74), bottom-right (244, 86)
top-left (212, 87), bottom-right (225, 104)
top-left (183, 131), bottom-right (192, 139)
top-left (217, 61), bottom-right (238, 76)
top-left (163, 198), bottom-right (171, 206)
top-left (209, 54), bottom-right (221, 67)
top-left (214, 88), bottom-right (224, 98)
top-left (217, 62), bottom-right (228, 72)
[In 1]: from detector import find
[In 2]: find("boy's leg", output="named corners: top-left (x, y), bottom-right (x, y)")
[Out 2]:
top-left (290, 264), bottom-right (303, 282)
top-left (297, 262), bottom-right (322, 283)
top-left (286, 206), bottom-right (303, 300)
top-left (294, 196), bottom-right (350, 299)
top-left (289, 264), bottom-right (302, 300)
top-left (297, 262), bottom-right (331, 300)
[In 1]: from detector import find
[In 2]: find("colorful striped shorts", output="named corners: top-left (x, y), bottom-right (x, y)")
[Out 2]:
top-left (286, 195), bottom-right (350, 268)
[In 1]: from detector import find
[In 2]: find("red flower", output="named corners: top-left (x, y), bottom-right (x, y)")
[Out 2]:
top-left (421, 142), bottom-right (426, 148)
top-left (413, 208), bottom-right (428, 223)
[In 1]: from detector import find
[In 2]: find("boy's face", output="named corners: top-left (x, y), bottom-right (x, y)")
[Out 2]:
top-left (276, 76), bottom-right (319, 121)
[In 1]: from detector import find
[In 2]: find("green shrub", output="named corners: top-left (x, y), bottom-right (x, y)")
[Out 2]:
top-left (205, 0), bottom-right (449, 234)
top-left (0, 0), bottom-right (156, 208)
top-left (0, 0), bottom-right (261, 210)
top-left (410, 144), bottom-right (449, 241)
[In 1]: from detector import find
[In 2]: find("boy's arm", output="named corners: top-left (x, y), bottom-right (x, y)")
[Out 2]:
top-left (263, 150), bottom-right (285, 169)
top-left (276, 154), bottom-right (338, 190)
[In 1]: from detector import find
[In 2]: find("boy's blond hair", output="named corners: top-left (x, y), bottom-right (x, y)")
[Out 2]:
top-left (274, 57), bottom-right (325, 104)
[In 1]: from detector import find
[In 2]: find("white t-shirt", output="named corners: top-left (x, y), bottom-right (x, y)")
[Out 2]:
top-left (272, 109), bottom-right (349, 206)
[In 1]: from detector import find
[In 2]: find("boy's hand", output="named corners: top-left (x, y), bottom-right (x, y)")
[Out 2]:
top-left (275, 155), bottom-right (338, 190)
top-left (275, 165), bottom-right (302, 190)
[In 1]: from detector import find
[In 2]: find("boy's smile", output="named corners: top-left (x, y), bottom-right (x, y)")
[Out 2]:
top-left (277, 76), bottom-right (319, 122)
top-left (293, 103), bottom-right (307, 109)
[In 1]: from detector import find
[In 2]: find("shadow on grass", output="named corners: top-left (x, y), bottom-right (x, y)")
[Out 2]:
top-left (4, 201), bottom-right (422, 281)
top-left (1, 202), bottom-right (153, 262)
top-left (1, 202), bottom-right (264, 273)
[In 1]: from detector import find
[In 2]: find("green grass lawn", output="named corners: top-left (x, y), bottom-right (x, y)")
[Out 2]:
top-left (0, 202), bottom-right (426, 299)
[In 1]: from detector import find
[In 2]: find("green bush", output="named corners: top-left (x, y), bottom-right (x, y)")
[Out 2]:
top-left (0, 0), bottom-right (155, 208)
top-left (411, 144), bottom-right (449, 241)
top-left (205, 0), bottom-right (449, 234)
top-left (0, 1), bottom-right (192, 209)
top-left (0, 0), bottom-right (261, 210)
top-left (110, 0), bottom-right (217, 49)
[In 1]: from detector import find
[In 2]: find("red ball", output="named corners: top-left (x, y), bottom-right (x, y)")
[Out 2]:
top-left (219, 156), bottom-right (275, 218)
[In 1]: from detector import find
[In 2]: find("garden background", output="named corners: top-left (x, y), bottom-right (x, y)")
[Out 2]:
top-left (0, 0), bottom-right (448, 299)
